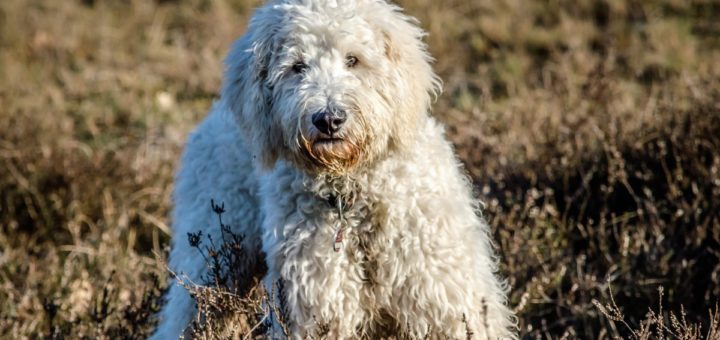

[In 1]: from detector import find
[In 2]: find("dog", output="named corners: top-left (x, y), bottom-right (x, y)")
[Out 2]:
top-left (152, 0), bottom-right (517, 338)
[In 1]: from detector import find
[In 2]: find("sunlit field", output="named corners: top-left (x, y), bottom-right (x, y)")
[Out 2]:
top-left (1, 0), bottom-right (719, 338)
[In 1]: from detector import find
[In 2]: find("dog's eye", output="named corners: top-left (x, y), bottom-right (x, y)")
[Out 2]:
top-left (292, 61), bottom-right (308, 74)
top-left (345, 55), bottom-right (359, 68)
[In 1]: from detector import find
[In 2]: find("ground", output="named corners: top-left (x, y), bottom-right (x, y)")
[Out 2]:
top-left (0, 0), bottom-right (719, 338)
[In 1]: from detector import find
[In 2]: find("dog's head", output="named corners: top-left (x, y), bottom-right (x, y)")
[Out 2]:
top-left (222, 0), bottom-right (440, 174)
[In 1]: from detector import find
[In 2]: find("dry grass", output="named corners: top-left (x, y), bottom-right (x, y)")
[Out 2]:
top-left (1, 0), bottom-right (719, 338)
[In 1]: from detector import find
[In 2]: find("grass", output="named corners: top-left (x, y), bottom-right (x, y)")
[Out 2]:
top-left (1, 0), bottom-right (719, 338)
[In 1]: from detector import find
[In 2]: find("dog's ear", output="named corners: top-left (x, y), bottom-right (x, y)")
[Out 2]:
top-left (221, 7), bottom-right (282, 170)
top-left (375, 5), bottom-right (442, 149)
top-left (379, 11), bottom-right (442, 108)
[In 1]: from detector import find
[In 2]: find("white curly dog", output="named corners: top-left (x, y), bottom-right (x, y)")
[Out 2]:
top-left (153, 0), bottom-right (517, 338)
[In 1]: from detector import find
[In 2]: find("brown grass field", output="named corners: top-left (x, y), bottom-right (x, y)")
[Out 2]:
top-left (1, 0), bottom-right (719, 338)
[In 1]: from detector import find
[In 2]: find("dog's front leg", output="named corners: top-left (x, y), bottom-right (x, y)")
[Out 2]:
top-left (382, 204), bottom-right (517, 339)
top-left (262, 217), bottom-right (369, 339)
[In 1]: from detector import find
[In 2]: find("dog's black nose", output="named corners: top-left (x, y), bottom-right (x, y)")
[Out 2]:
top-left (312, 110), bottom-right (346, 135)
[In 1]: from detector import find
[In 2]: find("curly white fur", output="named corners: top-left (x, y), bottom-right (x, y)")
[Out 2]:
top-left (152, 0), bottom-right (518, 338)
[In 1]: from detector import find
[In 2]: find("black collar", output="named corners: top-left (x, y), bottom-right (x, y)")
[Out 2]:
top-left (326, 191), bottom-right (357, 211)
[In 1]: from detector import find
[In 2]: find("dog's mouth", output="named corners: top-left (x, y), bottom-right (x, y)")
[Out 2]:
top-left (314, 137), bottom-right (345, 145)
top-left (311, 136), bottom-right (352, 153)
top-left (299, 133), bottom-right (362, 173)
top-left (295, 114), bottom-right (369, 173)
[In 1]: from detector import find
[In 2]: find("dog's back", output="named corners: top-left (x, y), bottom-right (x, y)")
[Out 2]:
top-left (152, 104), bottom-right (263, 339)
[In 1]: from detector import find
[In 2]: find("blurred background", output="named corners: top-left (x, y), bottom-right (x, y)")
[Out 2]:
top-left (1, 0), bottom-right (719, 338)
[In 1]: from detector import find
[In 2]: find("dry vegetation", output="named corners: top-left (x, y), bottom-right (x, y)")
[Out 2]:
top-left (1, 0), bottom-right (719, 338)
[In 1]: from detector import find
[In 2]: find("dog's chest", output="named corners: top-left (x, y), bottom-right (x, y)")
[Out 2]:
top-left (318, 191), bottom-right (386, 280)
top-left (329, 196), bottom-right (405, 334)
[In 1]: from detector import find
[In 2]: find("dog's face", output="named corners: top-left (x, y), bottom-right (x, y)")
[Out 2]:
top-left (223, 0), bottom-right (439, 174)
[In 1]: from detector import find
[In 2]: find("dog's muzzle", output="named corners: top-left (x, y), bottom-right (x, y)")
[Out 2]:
top-left (297, 108), bottom-right (364, 173)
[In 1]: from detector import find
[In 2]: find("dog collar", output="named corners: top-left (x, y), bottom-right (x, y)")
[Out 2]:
top-left (326, 192), bottom-right (355, 211)
top-left (326, 192), bottom-right (356, 252)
